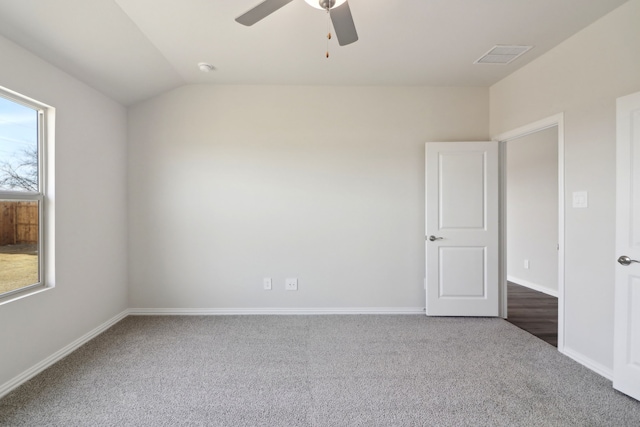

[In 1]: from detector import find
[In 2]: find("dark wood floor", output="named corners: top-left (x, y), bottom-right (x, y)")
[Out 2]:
top-left (506, 282), bottom-right (558, 347)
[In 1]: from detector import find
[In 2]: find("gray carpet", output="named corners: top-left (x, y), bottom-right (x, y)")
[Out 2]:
top-left (1, 315), bottom-right (639, 426)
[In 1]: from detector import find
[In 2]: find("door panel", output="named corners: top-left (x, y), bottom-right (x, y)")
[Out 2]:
top-left (439, 152), bottom-right (486, 229)
top-left (439, 247), bottom-right (486, 297)
top-left (634, 109), bottom-right (640, 248)
top-left (426, 142), bottom-right (499, 316)
top-left (614, 91), bottom-right (640, 401)
top-left (630, 279), bottom-right (640, 366)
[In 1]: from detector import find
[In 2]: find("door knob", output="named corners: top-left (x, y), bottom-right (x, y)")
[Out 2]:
top-left (618, 255), bottom-right (640, 266)
top-left (428, 235), bottom-right (443, 242)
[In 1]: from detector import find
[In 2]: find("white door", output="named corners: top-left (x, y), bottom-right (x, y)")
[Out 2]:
top-left (614, 90), bottom-right (640, 401)
top-left (425, 142), bottom-right (499, 316)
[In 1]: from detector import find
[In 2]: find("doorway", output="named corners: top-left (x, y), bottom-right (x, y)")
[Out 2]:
top-left (495, 114), bottom-right (565, 350)
top-left (505, 126), bottom-right (559, 346)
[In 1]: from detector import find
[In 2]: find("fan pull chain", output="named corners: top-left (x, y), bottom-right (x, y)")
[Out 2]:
top-left (326, 8), bottom-right (331, 58)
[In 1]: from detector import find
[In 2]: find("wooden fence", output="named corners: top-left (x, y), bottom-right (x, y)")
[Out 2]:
top-left (0, 201), bottom-right (39, 246)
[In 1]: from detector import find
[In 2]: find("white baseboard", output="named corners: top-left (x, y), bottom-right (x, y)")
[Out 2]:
top-left (0, 309), bottom-right (130, 399)
top-left (561, 346), bottom-right (613, 380)
top-left (507, 276), bottom-right (559, 297)
top-left (129, 307), bottom-right (426, 315)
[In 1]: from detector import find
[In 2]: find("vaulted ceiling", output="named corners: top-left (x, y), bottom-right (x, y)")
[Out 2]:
top-left (0, 0), bottom-right (629, 105)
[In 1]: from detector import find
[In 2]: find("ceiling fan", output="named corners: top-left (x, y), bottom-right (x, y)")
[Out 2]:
top-left (236, 0), bottom-right (358, 46)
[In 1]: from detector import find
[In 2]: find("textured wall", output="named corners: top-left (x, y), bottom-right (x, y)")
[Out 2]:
top-left (491, 0), bottom-right (640, 372)
top-left (128, 85), bottom-right (489, 310)
top-left (0, 35), bottom-right (129, 388)
top-left (506, 127), bottom-right (558, 294)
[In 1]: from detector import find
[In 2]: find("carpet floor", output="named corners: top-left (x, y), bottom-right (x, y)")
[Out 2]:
top-left (1, 315), bottom-right (639, 426)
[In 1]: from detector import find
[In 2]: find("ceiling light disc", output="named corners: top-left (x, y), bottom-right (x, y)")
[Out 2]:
top-left (198, 62), bottom-right (215, 72)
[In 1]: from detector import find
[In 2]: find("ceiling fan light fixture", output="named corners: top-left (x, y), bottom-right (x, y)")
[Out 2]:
top-left (236, 0), bottom-right (357, 46)
top-left (304, 0), bottom-right (347, 10)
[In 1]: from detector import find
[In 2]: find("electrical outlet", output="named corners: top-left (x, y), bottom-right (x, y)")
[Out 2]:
top-left (263, 278), bottom-right (272, 290)
top-left (524, 259), bottom-right (530, 269)
top-left (285, 278), bottom-right (298, 291)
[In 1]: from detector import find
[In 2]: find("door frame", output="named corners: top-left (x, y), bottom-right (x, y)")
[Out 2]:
top-left (493, 113), bottom-right (565, 351)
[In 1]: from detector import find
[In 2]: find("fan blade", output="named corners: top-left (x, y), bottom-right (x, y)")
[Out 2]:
top-left (330, 1), bottom-right (358, 46)
top-left (235, 0), bottom-right (295, 26)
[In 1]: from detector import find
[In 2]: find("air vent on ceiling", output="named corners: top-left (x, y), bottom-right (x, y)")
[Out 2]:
top-left (474, 45), bottom-right (533, 65)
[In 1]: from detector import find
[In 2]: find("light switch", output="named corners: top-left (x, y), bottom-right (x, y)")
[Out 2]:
top-left (572, 191), bottom-right (588, 208)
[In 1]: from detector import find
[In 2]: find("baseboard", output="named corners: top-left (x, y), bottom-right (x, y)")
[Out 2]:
top-left (561, 346), bottom-right (613, 380)
top-left (0, 309), bottom-right (130, 400)
top-left (507, 276), bottom-right (559, 297)
top-left (129, 307), bottom-right (426, 315)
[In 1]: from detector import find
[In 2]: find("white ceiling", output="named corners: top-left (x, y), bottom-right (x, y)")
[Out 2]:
top-left (0, 0), bottom-right (629, 105)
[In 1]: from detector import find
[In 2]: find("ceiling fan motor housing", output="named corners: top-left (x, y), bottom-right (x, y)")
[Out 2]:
top-left (319, 0), bottom-right (336, 10)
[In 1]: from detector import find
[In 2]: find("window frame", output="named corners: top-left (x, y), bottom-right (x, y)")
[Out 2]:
top-left (0, 88), bottom-right (48, 303)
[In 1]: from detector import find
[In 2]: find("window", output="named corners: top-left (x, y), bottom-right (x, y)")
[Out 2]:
top-left (0, 89), bottom-right (47, 300)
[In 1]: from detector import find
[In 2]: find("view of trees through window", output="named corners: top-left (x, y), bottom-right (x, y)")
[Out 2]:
top-left (0, 94), bottom-right (41, 296)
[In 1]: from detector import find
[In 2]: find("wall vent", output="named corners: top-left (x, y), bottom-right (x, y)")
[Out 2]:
top-left (474, 45), bottom-right (533, 64)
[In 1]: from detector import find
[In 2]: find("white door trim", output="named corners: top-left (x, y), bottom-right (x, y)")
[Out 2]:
top-left (492, 113), bottom-right (566, 352)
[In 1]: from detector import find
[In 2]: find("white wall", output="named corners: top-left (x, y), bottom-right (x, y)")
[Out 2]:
top-left (0, 35), bottom-right (128, 387)
top-left (491, 0), bottom-right (640, 372)
top-left (128, 85), bottom-right (488, 310)
top-left (507, 127), bottom-right (558, 294)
